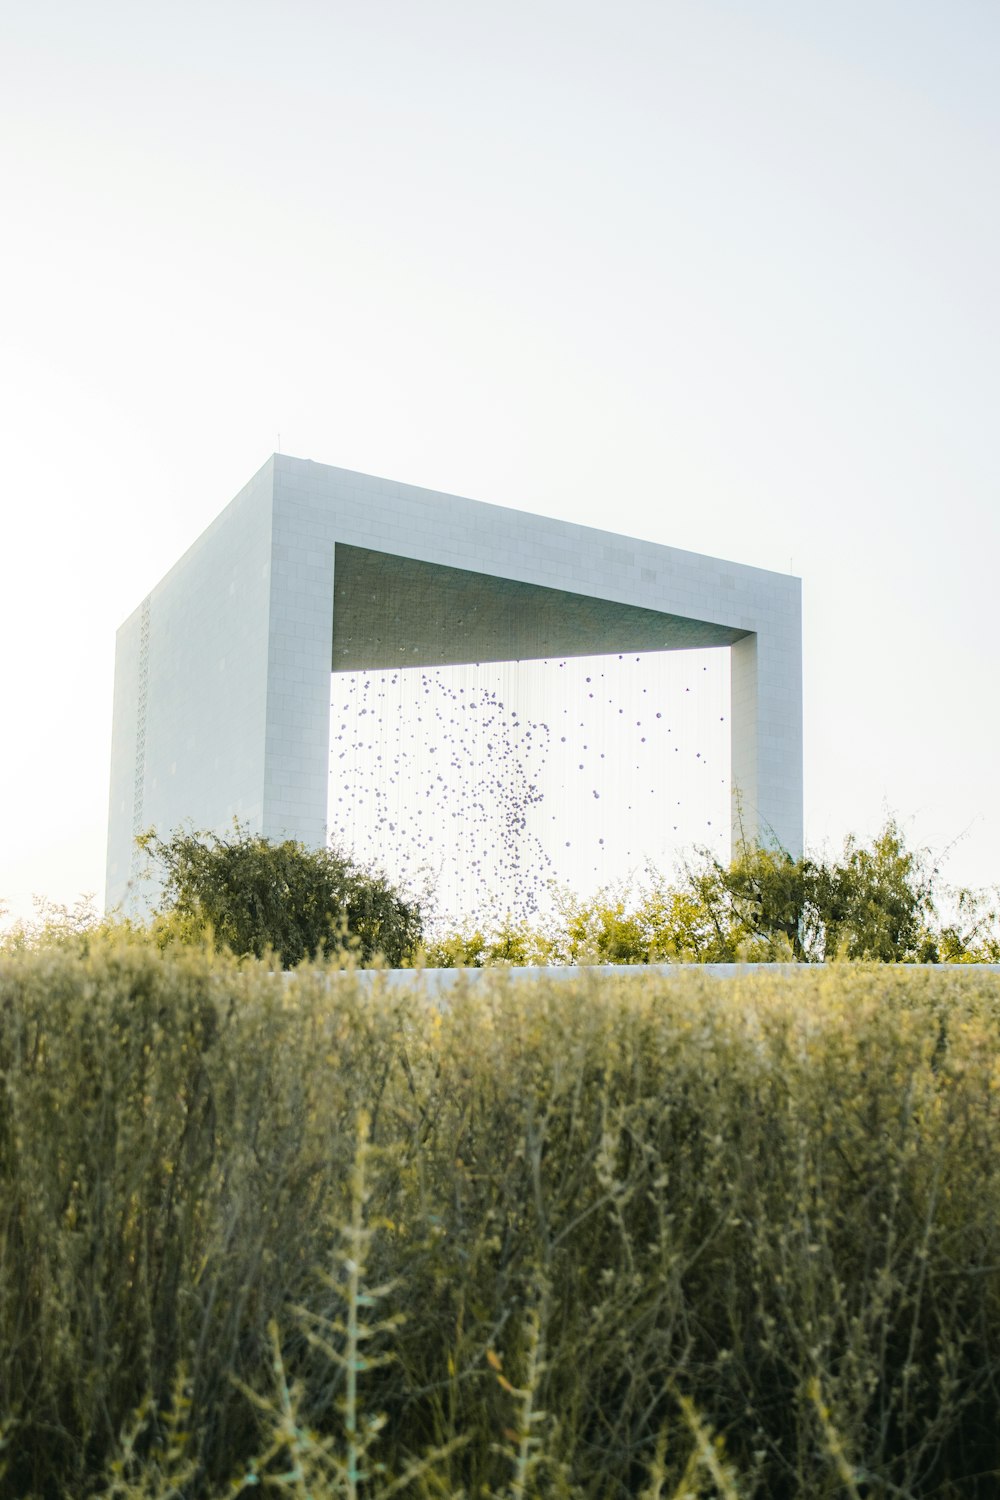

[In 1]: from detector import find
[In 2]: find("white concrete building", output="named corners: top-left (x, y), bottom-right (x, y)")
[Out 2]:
top-left (106, 455), bottom-right (802, 912)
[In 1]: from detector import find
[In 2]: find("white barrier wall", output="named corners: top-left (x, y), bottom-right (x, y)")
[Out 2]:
top-left (106, 455), bottom-right (802, 911)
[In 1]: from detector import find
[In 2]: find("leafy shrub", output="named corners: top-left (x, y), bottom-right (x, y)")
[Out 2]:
top-left (434, 819), bottom-right (1000, 966)
top-left (1, 938), bottom-right (999, 1496)
top-left (137, 826), bottom-right (423, 968)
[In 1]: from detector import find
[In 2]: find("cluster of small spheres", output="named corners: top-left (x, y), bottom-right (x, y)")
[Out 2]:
top-left (330, 653), bottom-right (729, 929)
top-left (331, 669), bottom-right (555, 918)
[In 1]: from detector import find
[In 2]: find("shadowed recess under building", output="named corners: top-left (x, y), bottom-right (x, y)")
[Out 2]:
top-left (332, 544), bottom-right (749, 668)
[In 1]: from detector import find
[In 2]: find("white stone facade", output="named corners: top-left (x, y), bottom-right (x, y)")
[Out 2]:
top-left (106, 455), bottom-right (802, 912)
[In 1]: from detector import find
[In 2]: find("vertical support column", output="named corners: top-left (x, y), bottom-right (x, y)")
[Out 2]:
top-left (730, 625), bottom-right (803, 858)
top-left (730, 633), bottom-right (759, 851)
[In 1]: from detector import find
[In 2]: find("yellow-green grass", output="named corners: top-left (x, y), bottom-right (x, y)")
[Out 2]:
top-left (1, 937), bottom-right (998, 1497)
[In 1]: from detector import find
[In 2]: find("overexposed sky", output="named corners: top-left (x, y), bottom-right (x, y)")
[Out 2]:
top-left (1, 0), bottom-right (997, 922)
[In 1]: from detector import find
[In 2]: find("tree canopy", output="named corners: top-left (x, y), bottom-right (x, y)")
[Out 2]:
top-left (137, 826), bottom-right (423, 969)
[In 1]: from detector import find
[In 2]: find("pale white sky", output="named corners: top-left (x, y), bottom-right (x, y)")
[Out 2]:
top-left (1, 0), bottom-right (997, 923)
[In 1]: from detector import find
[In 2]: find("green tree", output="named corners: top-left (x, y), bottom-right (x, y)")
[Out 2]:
top-left (666, 819), bottom-right (943, 963)
top-left (812, 819), bottom-right (939, 961)
top-left (137, 826), bottom-right (422, 969)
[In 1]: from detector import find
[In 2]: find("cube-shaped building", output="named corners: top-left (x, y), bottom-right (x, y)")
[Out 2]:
top-left (106, 455), bottom-right (802, 912)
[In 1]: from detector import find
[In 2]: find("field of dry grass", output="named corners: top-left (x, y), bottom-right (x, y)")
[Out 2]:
top-left (1, 937), bottom-right (998, 1496)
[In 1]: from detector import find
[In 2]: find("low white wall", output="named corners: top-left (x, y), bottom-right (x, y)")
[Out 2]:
top-left (313, 962), bottom-right (1000, 994)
